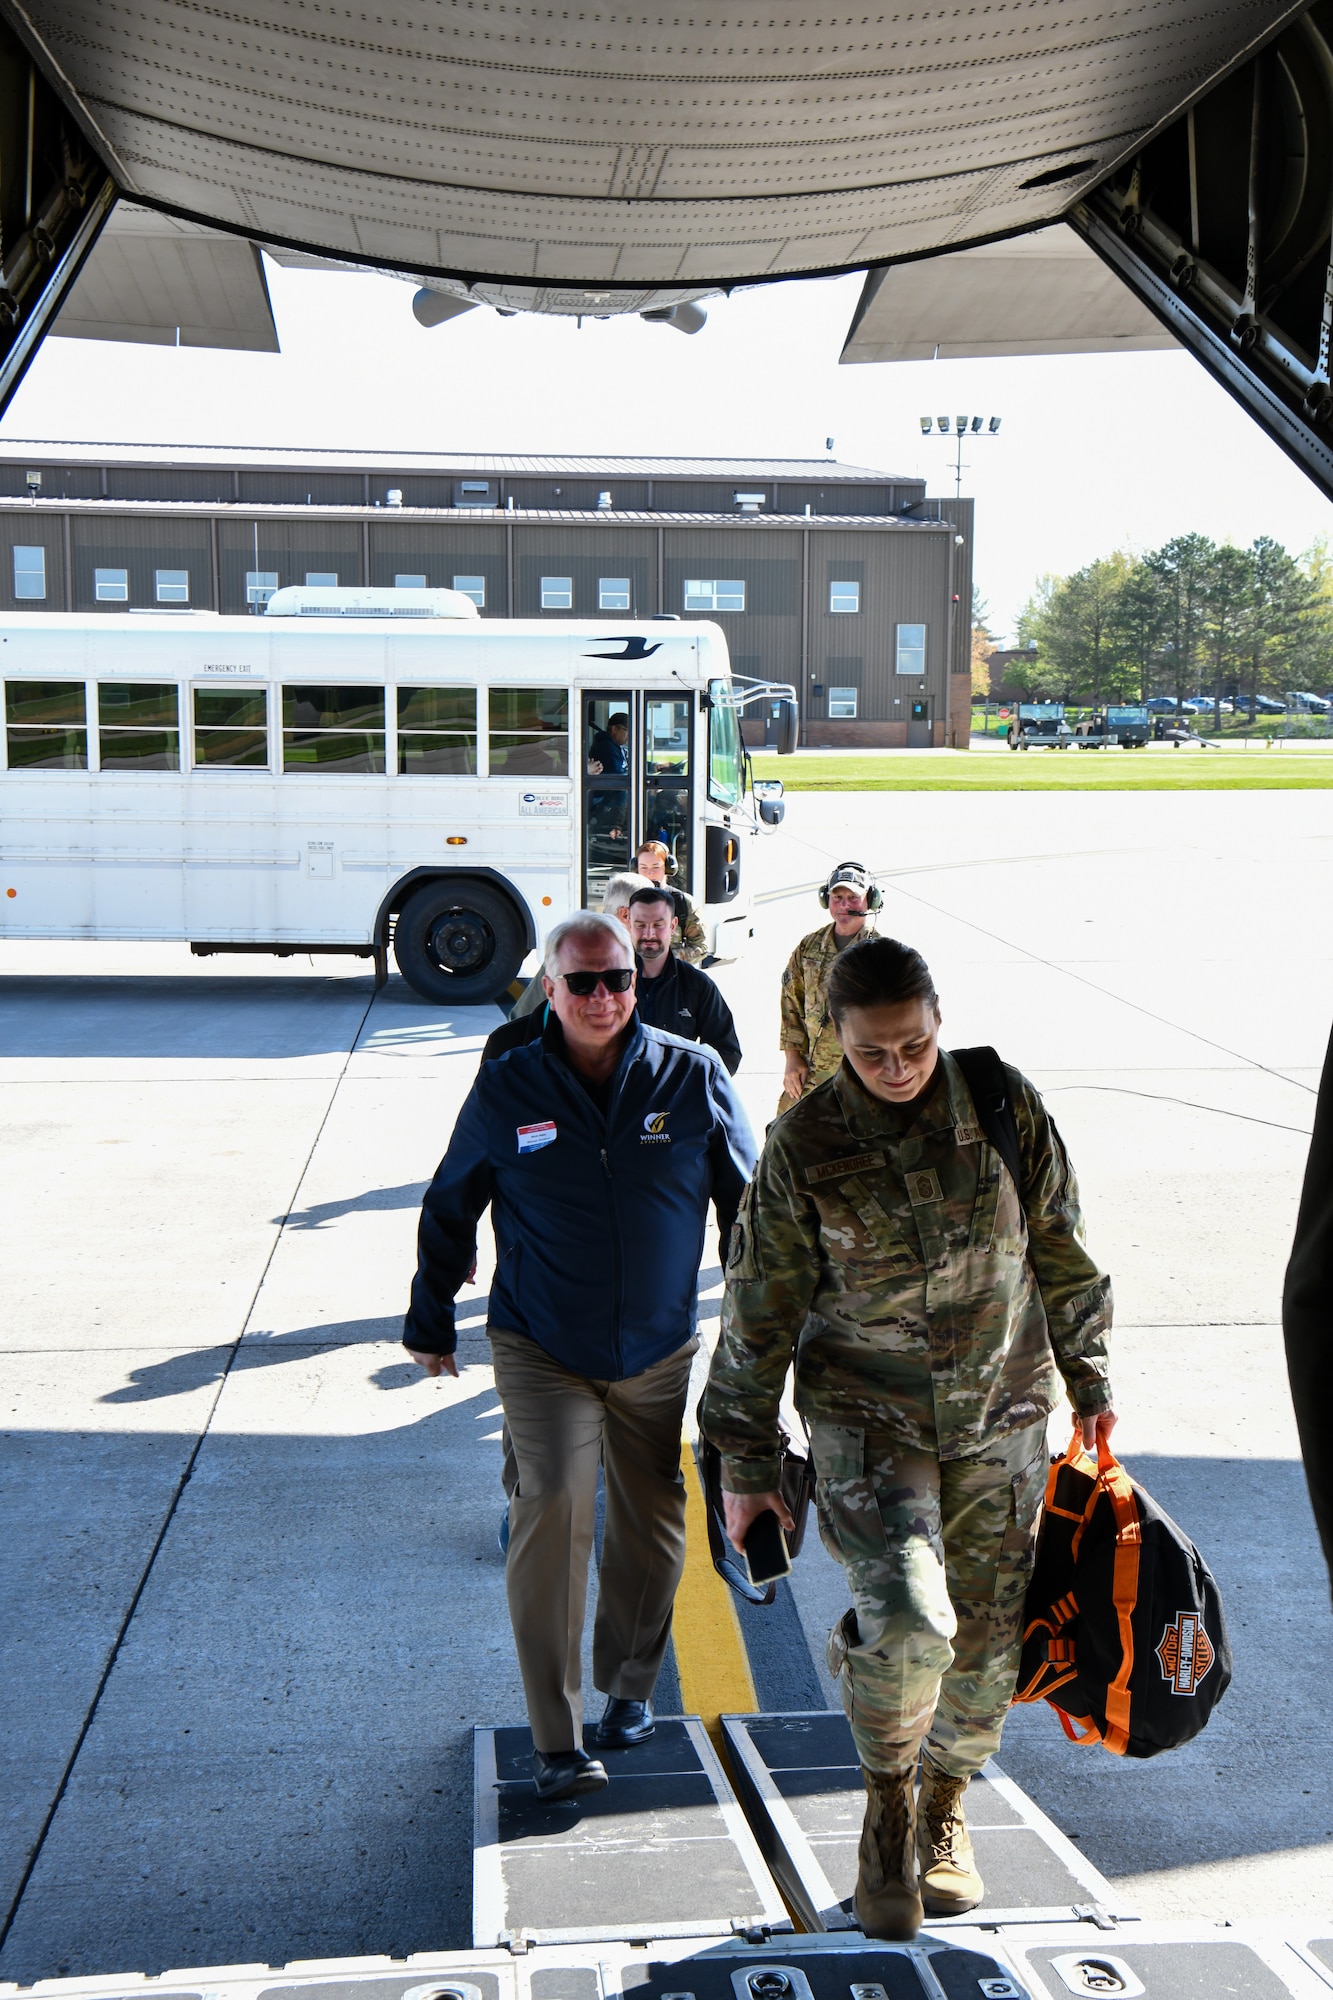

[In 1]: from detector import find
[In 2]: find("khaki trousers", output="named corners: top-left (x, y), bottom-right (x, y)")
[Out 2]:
top-left (489, 1326), bottom-right (696, 1754)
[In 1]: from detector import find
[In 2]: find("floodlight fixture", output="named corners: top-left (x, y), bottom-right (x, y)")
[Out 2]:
top-left (956, 415), bottom-right (968, 433)
top-left (937, 416), bottom-right (950, 433)
top-left (970, 415), bottom-right (983, 433)
top-left (919, 416), bottom-right (933, 435)
top-left (989, 416), bottom-right (1002, 433)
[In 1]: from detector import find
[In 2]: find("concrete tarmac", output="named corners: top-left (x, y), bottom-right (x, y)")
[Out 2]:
top-left (2, 790), bottom-right (1330, 1980)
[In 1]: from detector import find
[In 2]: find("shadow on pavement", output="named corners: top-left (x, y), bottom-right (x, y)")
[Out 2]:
top-left (0, 975), bottom-right (375, 1060)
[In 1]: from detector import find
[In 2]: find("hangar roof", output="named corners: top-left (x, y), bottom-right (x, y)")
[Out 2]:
top-left (0, 442), bottom-right (904, 482)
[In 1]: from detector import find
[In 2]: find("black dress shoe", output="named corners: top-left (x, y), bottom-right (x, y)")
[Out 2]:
top-left (592, 1697), bottom-right (655, 1748)
top-left (531, 1748), bottom-right (609, 1801)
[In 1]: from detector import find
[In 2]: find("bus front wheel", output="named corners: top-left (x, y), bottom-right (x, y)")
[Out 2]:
top-left (394, 881), bottom-right (526, 1006)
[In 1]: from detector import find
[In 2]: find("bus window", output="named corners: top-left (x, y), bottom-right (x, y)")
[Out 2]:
top-left (707, 678), bottom-right (742, 808)
top-left (5, 679), bottom-right (88, 769)
top-left (490, 687), bottom-right (569, 776)
top-left (282, 685), bottom-right (385, 773)
top-left (397, 686), bottom-right (478, 774)
top-left (644, 695), bottom-right (692, 892)
top-left (582, 693), bottom-right (631, 905)
top-left (192, 686), bottom-right (269, 768)
top-left (99, 683), bottom-right (181, 771)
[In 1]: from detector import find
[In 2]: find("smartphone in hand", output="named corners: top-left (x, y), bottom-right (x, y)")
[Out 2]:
top-left (744, 1508), bottom-right (792, 1585)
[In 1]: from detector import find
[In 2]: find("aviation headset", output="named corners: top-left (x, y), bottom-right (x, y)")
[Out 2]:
top-left (818, 861), bottom-right (883, 913)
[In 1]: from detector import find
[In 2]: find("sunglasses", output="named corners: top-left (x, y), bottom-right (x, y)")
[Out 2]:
top-left (557, 967), bottom-right (635, 997)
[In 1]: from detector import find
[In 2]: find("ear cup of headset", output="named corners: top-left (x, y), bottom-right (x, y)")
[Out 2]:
top-left (866, 885), bottom-right (884, 912)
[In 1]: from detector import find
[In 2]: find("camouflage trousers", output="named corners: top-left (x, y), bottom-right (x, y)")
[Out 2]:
top-left (815, 1419), bottom-right (1047, 1781)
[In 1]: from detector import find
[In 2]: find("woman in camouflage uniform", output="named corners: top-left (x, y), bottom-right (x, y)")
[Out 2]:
top-left (701, 935), bottom-right (1116, 1941)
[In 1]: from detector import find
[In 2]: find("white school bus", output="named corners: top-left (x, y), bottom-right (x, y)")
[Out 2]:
top-left (0, 587), bottom-right (795, 1003)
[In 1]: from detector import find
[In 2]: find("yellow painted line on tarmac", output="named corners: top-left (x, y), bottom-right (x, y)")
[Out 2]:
top-left (674, 1441), bottom-right (757, 1752)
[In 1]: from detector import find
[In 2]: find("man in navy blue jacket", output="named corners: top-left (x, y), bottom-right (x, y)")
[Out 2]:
top-left (405, 910), bottom-right (757, 1801)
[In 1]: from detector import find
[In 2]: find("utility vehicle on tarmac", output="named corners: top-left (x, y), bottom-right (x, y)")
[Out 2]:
top-left (1006, 703), bottom-right (1071, 750)
top-left (1072, 705), bottom-right (1152, 748)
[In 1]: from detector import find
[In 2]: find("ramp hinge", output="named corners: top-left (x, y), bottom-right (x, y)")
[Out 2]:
top-left (501, 1929), bottom-right (537, 1955)
top-left (1072, 1904), bottom-right (1117, 1932)
top-left (731, 1923), bottom-right (773, 1945)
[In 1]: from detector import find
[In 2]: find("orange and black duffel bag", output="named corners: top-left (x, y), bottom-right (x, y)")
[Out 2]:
top-left (1013, 1424), bottom-right (1232, 1758)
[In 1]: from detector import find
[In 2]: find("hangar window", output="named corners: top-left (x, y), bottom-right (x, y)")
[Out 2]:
top-left (156, 570), bottom-right (190, 604)
top-left (828, 687), bottom-right (859, 719)
top-left (305, 572), bottom-right (338, 588)
top-left (684, 579), bottom-right (745, 612)
top-left (454, 575), bottom-right (486, 607)
top-left (395, 574), bottom-right (428, 589)
top-left (13, 546), bottom-right (46, 600)
top-left (541, 577), bottom-right (573, 610)
top-left (246, 570), bottom-right (278, 607)
top-left (830, 581), bottom-right (860, 614)
top-left (599, 578), bottom-right (632, 610)
top-left (94, 568), bottom-right (129, 603)
top-left (896, 623), bottom-right (927, 676)
top-left (99, 682), bottom-right (180, 769)
top-left (5, 678), bottom-right (86, 768)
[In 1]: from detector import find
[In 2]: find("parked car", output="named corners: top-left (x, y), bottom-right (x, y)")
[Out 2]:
top-left (1286, 691), bottom-right (1330, 712)
top-left (1145, 696), bottom-right (1200, 714)
top-left (1190, 695), bottom-right (1234, 713)
top-left (1247, 695), bottom-right (1287, 714)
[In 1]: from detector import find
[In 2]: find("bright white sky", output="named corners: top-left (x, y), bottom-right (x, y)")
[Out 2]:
top-left (4, 257), bottom-right (1330, 643)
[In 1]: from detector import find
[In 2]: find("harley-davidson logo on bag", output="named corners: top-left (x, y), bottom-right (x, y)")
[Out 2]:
top-left (1155, 1611), bottom-right (1216, 1695)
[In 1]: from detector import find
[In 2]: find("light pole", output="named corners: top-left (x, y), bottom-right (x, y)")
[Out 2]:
top-left (919, 414), bottom-right (1002, 499)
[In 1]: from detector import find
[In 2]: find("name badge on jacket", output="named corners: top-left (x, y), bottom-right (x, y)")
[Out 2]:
top-left (517, 1121), bottom-right (557, 1153)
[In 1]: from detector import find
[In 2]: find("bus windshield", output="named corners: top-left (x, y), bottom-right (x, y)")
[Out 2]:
top-left (707, 680), bottom-right (741, 807)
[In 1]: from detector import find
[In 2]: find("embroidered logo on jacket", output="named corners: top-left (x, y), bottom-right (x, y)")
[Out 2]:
top-left (1155, 1612), bottom-right (1215, 1695)
top-left (642, 1111), bottom-right (671, 1143)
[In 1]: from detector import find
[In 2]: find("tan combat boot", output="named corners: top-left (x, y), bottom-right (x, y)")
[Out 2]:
top-left (916, 1757), bottom-right (984, 1916)
top-left (852, 1767), bottom-right (923, 1941)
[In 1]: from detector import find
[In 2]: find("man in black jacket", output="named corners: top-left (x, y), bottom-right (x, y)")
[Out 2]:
top-left (405, 910), bottom-right (756, 1801)
top-left (626, 885), bottom-right (742, 1074)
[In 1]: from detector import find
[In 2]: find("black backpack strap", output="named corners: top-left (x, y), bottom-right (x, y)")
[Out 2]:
top-left (951, 1045), bottom-right (1024, 1211)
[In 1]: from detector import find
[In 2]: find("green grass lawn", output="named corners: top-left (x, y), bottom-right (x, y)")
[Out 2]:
top-left (750, 747), bottom-right (1333, 790)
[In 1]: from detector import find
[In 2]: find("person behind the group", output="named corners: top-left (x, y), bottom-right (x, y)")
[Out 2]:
top-left (701, 934), bottom-right (1115, 1940)
top-left (779, 861), bottom-right (879, 1110)
top-left (504, 872), bottom-right (651, 1035)
top-left (406, 912), bottom-right (756, 1803)
top-left (626, 885), bottom-right (741, 1073)
top-left (634, 840), bottom-right (707, 964)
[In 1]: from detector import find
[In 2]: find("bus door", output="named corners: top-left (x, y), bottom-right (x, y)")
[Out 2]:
top-left (641, 692), bottom-right (692, 895)
top-left (582, 691), bottom-right (632, 906)
top-left (580, 689), bottom-right (695, 906)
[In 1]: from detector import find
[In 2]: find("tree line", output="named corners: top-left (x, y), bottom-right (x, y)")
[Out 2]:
top-left (979, 534), bottom-right (1333, 716)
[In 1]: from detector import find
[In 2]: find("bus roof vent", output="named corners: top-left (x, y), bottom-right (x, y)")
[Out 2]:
top-left (263, 586), bottom-right (480, 620)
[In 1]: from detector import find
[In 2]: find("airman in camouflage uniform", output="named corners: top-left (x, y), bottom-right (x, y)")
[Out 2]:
top-left (701, 934), bottom-right (1114, 1940)
top-left (780, 863), bottom-right (878, 1110)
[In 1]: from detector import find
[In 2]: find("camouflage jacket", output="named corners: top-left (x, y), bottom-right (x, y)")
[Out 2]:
top-left (700, 1052), bottom-right (1113, 1488)
top-left (673, 889), bottom-right (707, 965)
top-left (779, 920), bottom-right (877, 1092)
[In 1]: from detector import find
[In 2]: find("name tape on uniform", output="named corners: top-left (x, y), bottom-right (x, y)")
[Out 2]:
top-left (804, 1151), bottom-right (887, 1186)
top-left (517, 1121), bottom-right (557, 1153)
